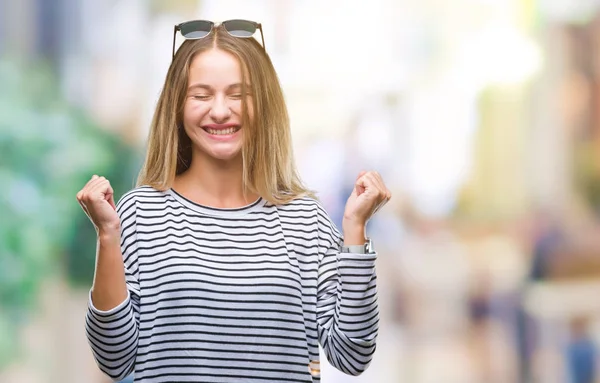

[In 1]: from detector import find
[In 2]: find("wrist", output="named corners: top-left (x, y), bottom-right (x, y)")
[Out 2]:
top-left (342, 224), bottom-right (366, 246)
top-left (97, 227), bottom-right (121, 244)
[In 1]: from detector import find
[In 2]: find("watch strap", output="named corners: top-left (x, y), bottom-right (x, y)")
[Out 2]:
top-left (341, 237), bottom-right (374, 254)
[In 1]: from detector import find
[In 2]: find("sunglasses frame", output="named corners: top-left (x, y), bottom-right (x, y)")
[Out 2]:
top-left (172, 19), bottom-right (265, 59)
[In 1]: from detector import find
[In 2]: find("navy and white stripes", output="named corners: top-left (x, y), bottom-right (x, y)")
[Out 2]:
top-left (85, 186), bottom-right (378, 382)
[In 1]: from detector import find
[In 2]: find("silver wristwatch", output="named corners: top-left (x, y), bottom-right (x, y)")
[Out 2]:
top-left (341, 237), bottom-right (374, 254)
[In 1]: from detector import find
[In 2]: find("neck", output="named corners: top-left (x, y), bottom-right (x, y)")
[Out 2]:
top-left (174, 149), bottom-right (258, 209)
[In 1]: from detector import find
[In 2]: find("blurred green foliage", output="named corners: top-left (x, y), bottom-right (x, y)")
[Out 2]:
top-left (0, 58), bottom-right (140, 368)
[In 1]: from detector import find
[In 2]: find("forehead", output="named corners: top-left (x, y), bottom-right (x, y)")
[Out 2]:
top-left (188, 48), bottom-right (242, 85)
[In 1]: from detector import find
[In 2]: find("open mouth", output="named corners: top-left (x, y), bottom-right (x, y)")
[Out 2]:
top-left (203, 126), bottom-right (242, 135)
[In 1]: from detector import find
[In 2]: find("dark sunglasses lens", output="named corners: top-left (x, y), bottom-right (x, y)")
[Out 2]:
top-left (180, 20), bottom-right (213, 38)
top-left (223, 20), bottom-right (256, 37)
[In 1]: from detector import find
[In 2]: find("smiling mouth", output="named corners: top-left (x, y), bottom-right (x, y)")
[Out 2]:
top-left (203, 126), bottom-right (241, 135)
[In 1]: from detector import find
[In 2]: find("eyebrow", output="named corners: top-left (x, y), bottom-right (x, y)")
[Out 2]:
top-left (187, 83), bottom-right (250, 92)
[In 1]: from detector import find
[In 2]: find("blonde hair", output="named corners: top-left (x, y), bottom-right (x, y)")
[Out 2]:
top-left (137, 25), bottom-right (314, 204)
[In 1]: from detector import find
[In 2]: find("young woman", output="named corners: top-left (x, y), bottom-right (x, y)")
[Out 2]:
top-left (77, 19), bottom-right (391, 383)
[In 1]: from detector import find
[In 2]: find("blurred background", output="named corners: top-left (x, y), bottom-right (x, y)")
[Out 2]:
top-left (2, 0), bottom-right (600, 382)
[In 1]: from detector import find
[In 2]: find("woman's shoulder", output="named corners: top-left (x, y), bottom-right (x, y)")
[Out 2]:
top-left (116, 185), bottom-right (170, 209)
top-left (275, 195), bottom-right (340, 237)
top-left (274, 195), bottom-right (333, 219)
top-left (274, 194), bottom-right (320, 210)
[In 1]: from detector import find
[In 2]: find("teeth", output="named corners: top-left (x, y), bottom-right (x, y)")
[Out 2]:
top-left (207, 127), bottom-right (238, 135)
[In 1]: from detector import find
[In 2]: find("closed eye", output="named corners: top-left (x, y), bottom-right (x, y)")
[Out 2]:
top-left (191, 95), bottom-right (211, 101)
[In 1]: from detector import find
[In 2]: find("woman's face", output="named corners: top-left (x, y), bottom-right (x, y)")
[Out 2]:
top-left (182, 48), bottom-right (251, 163)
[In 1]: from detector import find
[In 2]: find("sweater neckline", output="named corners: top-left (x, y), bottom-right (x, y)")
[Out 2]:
top-left (167, 188), bottom-right (267, 217)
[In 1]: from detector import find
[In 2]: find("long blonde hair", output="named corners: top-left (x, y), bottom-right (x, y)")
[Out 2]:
top-left (137, 25), bottom-right (314, 204)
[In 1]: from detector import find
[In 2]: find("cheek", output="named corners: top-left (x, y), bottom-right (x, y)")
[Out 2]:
top-left (182, 103), bottom-right (207, 139)
top-left (183, 100), bottom-right (209, 123)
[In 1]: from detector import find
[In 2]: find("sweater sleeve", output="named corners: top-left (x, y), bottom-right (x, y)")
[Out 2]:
top-left (85, 193), bottom-right (141, 381)
top-left (315, 203), bottom-right (379, 376)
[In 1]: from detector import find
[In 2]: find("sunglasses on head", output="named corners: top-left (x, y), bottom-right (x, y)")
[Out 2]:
top-left (172, 19), bottom-right (265, 59)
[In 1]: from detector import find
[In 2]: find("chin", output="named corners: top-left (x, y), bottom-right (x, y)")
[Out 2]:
top-left (209, 148), bottom-right (243, 162)
top-left (192, 138), bottom-right (243, 162)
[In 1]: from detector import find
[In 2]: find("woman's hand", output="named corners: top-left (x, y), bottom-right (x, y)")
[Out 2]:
top-left (76, 175), bottom-right (120, 237)
top-left (342, 171), bottom-right (391, 244)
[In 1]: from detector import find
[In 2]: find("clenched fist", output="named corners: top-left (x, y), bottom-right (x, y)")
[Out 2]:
top-left (76, 175), bottom-right (120, 235)
top-left (342, 171), bottom-right (391, 244)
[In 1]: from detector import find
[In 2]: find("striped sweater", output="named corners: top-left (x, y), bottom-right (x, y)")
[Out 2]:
top-left (85, 186), bottom-right (378, 382)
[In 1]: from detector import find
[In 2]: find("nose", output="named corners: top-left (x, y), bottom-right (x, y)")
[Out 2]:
top-left (209, 95), bottom-right (231, 123)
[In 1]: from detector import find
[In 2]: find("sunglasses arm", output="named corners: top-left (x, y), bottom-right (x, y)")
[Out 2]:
top-left (172, 25), bottom-right (178, 59)
top-left (259, 24), bottom-right (265, 51)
